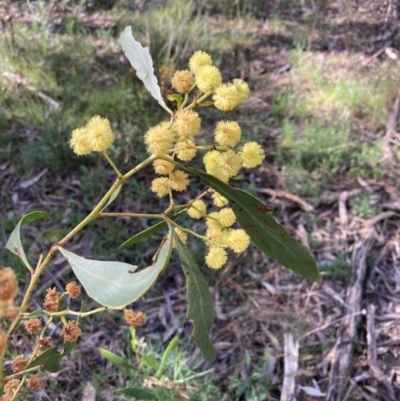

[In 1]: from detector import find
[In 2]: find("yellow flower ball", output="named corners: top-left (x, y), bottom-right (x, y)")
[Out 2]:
top-left (221, 150), bottom-right (242, 177)
top-left (205, 246), bottom-right (227, 269)
top-left (86, 116), bottom-right (114, 152)
top-left (212, 83), bottom-right (241, 112)
top-left (227, 229), bottom-right (250, 253)
top-left (195, 65), bottom-right (222, 93)
top-left (207, 166), bottom-right (230, 183)
top-left (214, 120), bottom-right (241, 148)
top-left (70, 127), bottom-right (92, 156)
top-left (144, 122), bottom-right (175, 156)
top-left (151, 177), bottom-right (169, 197)
top-left (187, 199), bottom-right (207, 219)
top-left (171, 70), bottom-right (194, 93)
top-left (175, 140), bottom-right (197, 161)
top-left (153, 158), bottom-right (175, 175)
top-left (169, 170), bottom-right (189, 192)
top-left (218, 208), bottom-right (236, 228)
top-left (239, 142), bottom-right (265, 168)
top-left (174, 109), bottom-right (201, 138)
top-left (233, 79), bottom-right (250, 102)
top-left (203, 150), bottom-right (223, 173)
top-left (205, 228), bottom-right (226, 247)
top-left (211, 190), bottom-right (229, 207)
top-left (172, 227), bottom-right (188, 248)
top-left (206, 212), bottom-right (222, 230)
top-left (189, 50), bottom-right (213, 74)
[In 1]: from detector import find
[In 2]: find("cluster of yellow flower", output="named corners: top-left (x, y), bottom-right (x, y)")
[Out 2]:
top-left (147, 50), bottom-right (265, 269)
top-left (70, 116), bottom-right (114, 155)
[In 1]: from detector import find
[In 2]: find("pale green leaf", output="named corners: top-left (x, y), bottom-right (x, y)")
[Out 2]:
top-left (6, 211), bottom-right (47, 270)
top-left (59, 237), bottom-right (172, 308)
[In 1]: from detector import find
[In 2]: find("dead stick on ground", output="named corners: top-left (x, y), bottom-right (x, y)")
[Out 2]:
top-left (366, 304), bottom-right (396, 400)
top-left (280, 333), bottom-right (299, 401)
top-left (326, 233), bottom-right (375, 401)
top-left (256, 188), bottom-right (314, 212)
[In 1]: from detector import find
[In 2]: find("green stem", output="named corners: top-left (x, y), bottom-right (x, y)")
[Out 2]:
top-left (103, 151), bottom-right (122, 178)
top-left (98, 212), bottom-right (163, 219)
top-left (5, 366), bottom-right (41, 382)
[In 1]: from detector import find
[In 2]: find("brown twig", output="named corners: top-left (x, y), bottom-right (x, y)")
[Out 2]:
top-left (366, 304), bottom-right (396, 400)
top-left (327, 233), bottom-right (375, 401)
top-left (256, 188), bottom-right (314, 212)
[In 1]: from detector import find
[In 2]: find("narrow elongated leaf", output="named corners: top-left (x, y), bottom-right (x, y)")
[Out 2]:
top-left (120, 26), bottom-right (167, 110)
top-left (115, 387), bottom-right (156, 399)
top-left (168, 161), bottom-right (319, 281)
top-left (6, 211), bottom-right (47, 270)
top-left (59, 236), bottom-right (172, 308)
top-left (23, 309), bottom-right (48, 318)
top-left (171, 229), bottom-right (216, 361)
top-left (99, 348), bottom-right (138, 371)
top-left (119, 211), bottom-right (184, 249)
top-left (26, 347), bottom-right (63, 372)
top-left (100, 186), bottom-right (121, 212)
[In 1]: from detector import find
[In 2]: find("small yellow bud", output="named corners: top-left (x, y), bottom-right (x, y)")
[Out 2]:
top-left (153, 158), bottom-right (175, 175)
top-left (215, 120), bottom-right (241, 148)
top-left (86, 115), bottom-right (114, 152)
top-left (195, 65), bottom-right (222, 93)
top-left (169, 170), bottom-right (189, 192)
top-left (205, 246), bottom-right (227, 269)
top-left (218, 208), bottom-right (236, 228)
top-left (239, 142), bottom-right (265, 168)
top-left (70, 128), bottom-right (92, 156)
top-left (174, 109), bottom-right (201, 138)
top-left (171, 70), bottom-right (194, 93)
top-left (221, 150), bottom-right (242, 177)
top-left (187, 199), bottom-right (207, 219)
top-left (175, 140), bottom-right (197, 161)
top-left (151, 177), bottom-right (170, 197)
top-left (189, 50), bottom-right (213, 74)
top-left (233, 79), bottom-right (250, 102)
top-left (144, 122), bottom-right (175, 156)
top-left (211, 190), bottom-right (229, 207)
top-left (213, 83), bottom-right (241, 111)
top-left (206, 212), bottom-right (222, 230)
top-left (227, 229), bottom-right (251, 253)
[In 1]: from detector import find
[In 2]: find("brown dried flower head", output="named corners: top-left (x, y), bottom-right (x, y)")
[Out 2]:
top-left (25, 318), bottom-right (42, 334)
top-left (62, 320), bottom-right (82, 342)
top-left (0, 267), bottom-right (18, 301)
top-left (26, 374), bottom-right (42, 391)
top-left (4, 379), bottom-right (20, 396)
top-left (43, 287), bottom-right (59, 312)
top-left (0, 395), bottom-right (11, 401)
top-left (123, 309), bottom-right (147, 327)
top-left (0, 328), bottom-right (6, 359)
top-left (36, 336), bottom-right (52, 355)
top-left (1, 299), bottom-right (19, 320)
top-left (171, 70), bottom-right (194, 93)
top-left (12, 355), bottom-right (28, 373)
top-left (65, 281), bottom-right (81, 299)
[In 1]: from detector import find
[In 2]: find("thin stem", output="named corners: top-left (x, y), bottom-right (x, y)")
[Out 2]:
top-left (102, 151), bottom-right (122, 178)
top-left (37, 307), bottom-right (112, 318)
top-left (186, 91), bottom-right (212, 109)
top-left (181, 91), bottom-right (190, 109)
top-left (10, 375), bottom-right (26, 400)
top-left (123, 155), bottom-right (157, 181)
top-left (5, 366), bottom-right (41, 382)
top-left (98, 212), bottom-right (163, 219)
